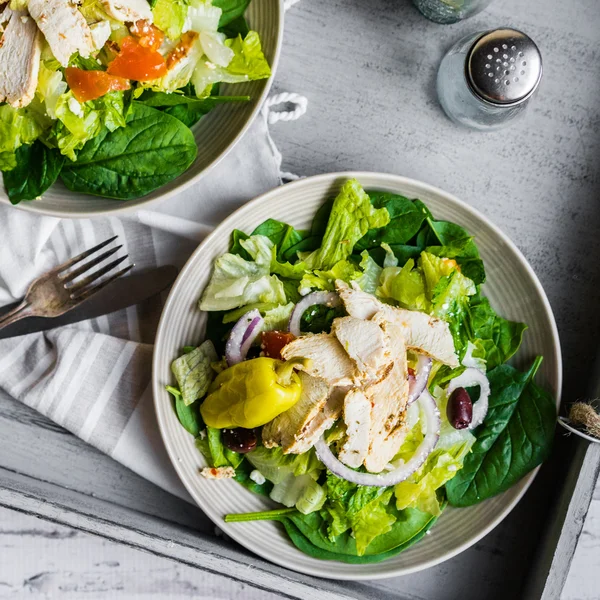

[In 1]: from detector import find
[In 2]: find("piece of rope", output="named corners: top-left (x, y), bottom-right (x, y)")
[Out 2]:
top-left (262, 92), bottom-right (308, 182)
top-left (261, 92), bottom-right (308, 125)
top-left (569, 401), bottom-right (600, 439)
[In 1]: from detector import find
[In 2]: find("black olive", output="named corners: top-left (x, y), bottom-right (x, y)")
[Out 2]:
top-left (447, 387), bottom-right (473, 430)
top-left (222, 428), bottom-right (257, 453)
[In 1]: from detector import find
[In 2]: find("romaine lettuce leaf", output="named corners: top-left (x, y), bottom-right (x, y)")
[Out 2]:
top-left (199, 235), bottom-right (287, 311)
top-left (270, 474), bottom-right (326, 515)
top-left (299, 259), bottom-right (361, 293)
top-left (304, 179), bottom-right (390, 270)
top-left (192, 31), bottom-right (270, 95)
top-left (322, 473), bottom-right (396, 555)
top-left (52, 90), bottom-right (126, 160)
top-left (245, 446), bottom-right (323, 484)
top-left (377, 258), bottom-right (428, 311)
top-left (357, 251), bottom-right (382, 294)
top-left (171, 340), bottom-right (218, 405)
top-left (152, 0), bottom-right (190, 40)
top-left (262, 303), bottom-right (294, 331)
top-left (0, 105), bottom-right (47, 171)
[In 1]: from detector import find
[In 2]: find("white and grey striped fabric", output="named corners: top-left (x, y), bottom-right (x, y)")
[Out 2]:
top-left (0, 116), bottom-right (284, 502)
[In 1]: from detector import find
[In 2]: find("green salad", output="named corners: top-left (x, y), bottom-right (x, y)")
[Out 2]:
top-left (0, 0), bottom-right (270, 204)
top-left (167, 179), bottom-right (557, 563)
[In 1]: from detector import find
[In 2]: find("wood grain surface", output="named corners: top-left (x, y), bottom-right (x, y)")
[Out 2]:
top-left (1, 0), bottom-right (599, 598)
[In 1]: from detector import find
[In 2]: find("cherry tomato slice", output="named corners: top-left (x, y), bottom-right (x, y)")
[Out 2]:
top-left (64, 68), bottom-right (130, 103)
top-left (130, 19), bottom-right (164, 52)
top-left (261, 331), bottom-right (296, 360)
top-left (107, 37), bottom-right (167, 81)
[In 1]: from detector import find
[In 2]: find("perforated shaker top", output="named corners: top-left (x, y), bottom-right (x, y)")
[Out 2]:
top-left (467, 29), bottom-right (543, 105)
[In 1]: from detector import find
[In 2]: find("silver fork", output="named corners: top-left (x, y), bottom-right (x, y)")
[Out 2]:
top-left (0, 236), bottom-right (133, 331)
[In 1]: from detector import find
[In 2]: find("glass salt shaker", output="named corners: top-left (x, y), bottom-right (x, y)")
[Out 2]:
top-left (437, 29), bottom-right (543, 131)
top-left (413, 0), bottom-right (494, 24)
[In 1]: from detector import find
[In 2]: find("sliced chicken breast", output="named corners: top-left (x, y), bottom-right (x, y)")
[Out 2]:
top-left (332, 316), bottom-right (391, 380)
top-left (338, 389), bottom-right (371, 468)
top-left (100, 0), bottom-right (153, 23)
top-left (364, 321), bottom-right (410, 473)
top-left (29, 0), bottom-right (94, 67)
top-left (262, 372), bottom-right (329, 452)
top-left (0, 9), bottom-right (41, 108)
top-left (373, 306), bottom-right (458, 367)
top-left (336, 280), bottom-right (381, 320)
top-left (281, 333), bottom-right (358, 386)
top-left (336, 281), bottom-right (459, 367)
top-left (286, 386), bottom-right (347, 454)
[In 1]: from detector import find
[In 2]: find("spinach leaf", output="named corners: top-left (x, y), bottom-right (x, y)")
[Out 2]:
top-left (219, 15), bottom-right (249, 38)
top-left (212, 0), bottom-right (251, 27)
top-left (300, 303), bottom-right (346, 334)
top-left (166, 385), bottom-right (203, 437)
top-left (468, 293), bottom-right (527, 369)
top-left (420, 219), bottom-right (486, 285)
top-left (446, 357), bottom-right (556, 507)
top-left (280, 503), bottom-right (441, 563)
top-left (251, 219), bottom-right (306, 261)
top-left (365, 243), bottom-right (423, 267)
top-left (233, 458), bottom-right (274, 497)
top-left (3, 142), bottom-right (64, 204)
top-left (204, 310), bottom-right (232, 356)
top-left (355, 192), bottom-right (427, 251)
top-left (136, 90), bottom-right (250, 109)
top-left (60, 103), bottom-right (198, 200)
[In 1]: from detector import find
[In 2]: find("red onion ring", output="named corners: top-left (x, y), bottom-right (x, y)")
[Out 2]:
top-left (446, 367), bottom-right (490, 429)
top-left (407, 355), bottom-right (432, 406)
top-left (225, 309), bottom-right (263, 366)
top-left (315, 390), bottom-right (441, 487)
top-left (288, 291), bottom-right (341, 337)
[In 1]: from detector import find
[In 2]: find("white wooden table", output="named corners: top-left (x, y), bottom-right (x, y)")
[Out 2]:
top-left (1, 0), bottom-right (599, 598)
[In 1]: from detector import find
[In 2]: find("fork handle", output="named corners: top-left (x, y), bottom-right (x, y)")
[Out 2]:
top-left (0, 301), bottom-right (33, 331)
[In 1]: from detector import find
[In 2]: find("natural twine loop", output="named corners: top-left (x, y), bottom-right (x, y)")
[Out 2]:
top-left (569, 401), bottom-right (600, 439)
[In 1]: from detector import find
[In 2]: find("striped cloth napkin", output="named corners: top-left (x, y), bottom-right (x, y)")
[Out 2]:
top-left (0, 115), bottom-right (286, 502)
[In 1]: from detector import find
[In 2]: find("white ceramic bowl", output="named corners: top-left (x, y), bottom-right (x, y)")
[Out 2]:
top-left (0, 0), bottom-right (283, 218)
top-left (152, 172), bottom-right (562, 580)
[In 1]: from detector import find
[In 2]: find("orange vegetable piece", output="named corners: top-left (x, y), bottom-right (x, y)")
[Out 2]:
top-left (107, 36), bottom-right (168, 82)
top-left (130, 19), bottom-right (164, 52)
top-left (64, 68), bottom-right (130, 103)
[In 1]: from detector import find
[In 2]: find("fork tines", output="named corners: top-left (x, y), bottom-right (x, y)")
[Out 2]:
top-left (56, 236), bottom-right (133, 300)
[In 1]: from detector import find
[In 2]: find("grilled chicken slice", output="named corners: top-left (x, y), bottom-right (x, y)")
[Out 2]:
top-left (364, 321), bottom-right (410, 473)
top-left (338, 389), bottom-right (371, 468)
top-left (336, 281), bottom-right (459, 367)
top-left (332, 316), bottom-right (391, 380)
top-left (286, 386), bottom-right (347, 454)
top-left (262, 372), bottom-right (329, 452)
top-left (336, 280), bottom-right (381, 320)
top-left (0, 9), bottom-right (41, 108)
top-left (28, 0), bottom-right (95, 67)
top-left (281, 333), bottom-right (358, 386)
top-left (100, 0), bottom-right (153, 23)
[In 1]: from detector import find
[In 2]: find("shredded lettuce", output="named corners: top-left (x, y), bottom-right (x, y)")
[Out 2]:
top-left (303, 179), bottom-right (390, 270)
top-left (171, 340), bottom-right (218, 405)
top-left (377, 258), bottom-right (428, 311)
top-left (199, 235), bottom-right (287, 311)
top-left (187, 2), bottom-right (222, 33)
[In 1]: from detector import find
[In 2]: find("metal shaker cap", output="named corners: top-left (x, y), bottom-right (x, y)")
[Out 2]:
top-left (466, 29), bottom-right (543, 106)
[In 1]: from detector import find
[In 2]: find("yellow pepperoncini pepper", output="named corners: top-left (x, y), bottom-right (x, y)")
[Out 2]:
top-left (200, 357), bottom-right (307, 429)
